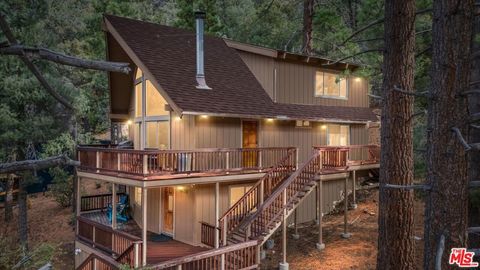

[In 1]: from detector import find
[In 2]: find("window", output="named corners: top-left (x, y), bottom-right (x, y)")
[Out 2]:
top-left (229, 185), bottom-right (253, 207)
top-left (135, 82), bottom-right (142, 117)
top-left (146, 121), bottom-right (169, 149)
top-left (134, 187), bottom-right (142, 205)
top-left (315, 71), bottom-right (348, 98)
top-left (133, 123), bottom-right (141, 149)
top-left (146, 80), bottom-right (168, 116)
top-left (327, 125), bottom-right (350, 146)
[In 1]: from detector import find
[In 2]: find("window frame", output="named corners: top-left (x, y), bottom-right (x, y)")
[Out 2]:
top-left (326, 124), bottom-right (351, 146)
top-left (314, 71), bottom-right (349, 100)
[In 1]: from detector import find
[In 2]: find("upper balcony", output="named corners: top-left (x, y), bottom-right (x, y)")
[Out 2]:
top-left (77, 146), bottom-right (297, 183)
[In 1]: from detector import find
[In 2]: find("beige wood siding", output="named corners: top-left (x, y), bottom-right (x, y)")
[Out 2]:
top-left (196, 117), bottom-right (241, 148)
top-left (174, 186), bottom-right (196, 244)
top-left (259, 120), bottom-right (327, 163)
top-left (237, 51), bottom-right (275, 99)
top-left (129, 187), bottom-right (161, 234)
top-left (171, 113), bottom-right (196, 150)
top-left (276, 61), bottom-right (369, 107)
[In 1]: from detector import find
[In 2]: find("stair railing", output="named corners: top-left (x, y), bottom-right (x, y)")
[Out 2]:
top-left (219, 148), bottom-right (297, 244)
top-left (241, 150), bottom-right (324, 239)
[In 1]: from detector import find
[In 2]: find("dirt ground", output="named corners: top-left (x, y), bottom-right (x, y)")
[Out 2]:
top-left (262, 188), bottom-right (425, 270)
top-left (0, 185), bottom-right (425, 269)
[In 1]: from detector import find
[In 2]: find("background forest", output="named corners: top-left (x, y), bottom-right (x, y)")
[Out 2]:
top-left (2, 0), bottom-right (477, 269)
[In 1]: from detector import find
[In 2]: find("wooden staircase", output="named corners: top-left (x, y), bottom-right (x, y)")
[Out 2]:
top-left (221, 149), bottom-right (330, 246)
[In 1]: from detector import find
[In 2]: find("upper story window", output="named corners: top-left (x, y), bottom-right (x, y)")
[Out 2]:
top-left (146, 80), bottom-right (168, 116)
top-left (327, 124), bottom-right (350, 146)
top-left (315, 71), bottom-right (348, 98)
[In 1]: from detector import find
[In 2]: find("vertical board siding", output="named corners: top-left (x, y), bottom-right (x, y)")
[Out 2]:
top-left (129, 187), bottom-right (161, 234)
top-left (171, 113), bottom-right (196, 150)
top-left (237, 51), bottom-right (275, 99)
top-left (196, 117), bottom-right (241, 148)
top-left (174, 187), bottom-right (195, 244)
top-left (259, 120), bottom-right (327, 163)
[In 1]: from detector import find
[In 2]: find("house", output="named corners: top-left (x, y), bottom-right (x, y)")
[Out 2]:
top-left (74, 12), bottom-right (380, 270)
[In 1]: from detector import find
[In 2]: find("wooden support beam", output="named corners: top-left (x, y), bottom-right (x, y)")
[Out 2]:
top-left (352, 171), bottom-right (357, 209)
top-left (341, 177), bottom-right (351, 239)
top-left (112, 183), bottom-right (117, 229)
top-left (142, 187), bottom-right (148, 266)
top-left (316, 180), bottom-right (325, 250)
top-left (280, 189), bottom-right (288, 269)
top-left (214, 182), bottom-right (220, 248)
top-left (292, 210), bottom-right (299, 239)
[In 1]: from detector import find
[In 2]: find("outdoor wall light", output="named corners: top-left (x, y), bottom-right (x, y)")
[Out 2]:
top-left (126, 120), bottom-right (132, 125)
top-left (321, 125), bottom-right (327, 130)
top-left (355, 77), bottom-right (362, 82)
top-left (200, 115), bottom-right (209, 119)
top-left (266, 118), bottom-right (274, 122)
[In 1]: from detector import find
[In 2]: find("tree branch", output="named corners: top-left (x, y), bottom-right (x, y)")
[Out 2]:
top-left (368, 93), bottom-right (383, 100)
top-left (383, 183), bottom-right (431, 191)
top-left (0, 155), bottom-right (79, 174)
top-left (451, 127), bottom-right (471, 150)
top-left (322, 49), bottom-right (384, 66)
top-left (0, 45), bottom-right (131, 74)
top-left (393, 85), bottom-right (430, 97)
top-left (0, 12), bottom-right (74, 110)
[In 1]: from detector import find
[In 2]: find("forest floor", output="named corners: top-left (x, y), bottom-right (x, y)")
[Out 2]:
top-left (263, 188), bottom-right (425, 270)
top-left (0, 183), bottom-right (425, 269)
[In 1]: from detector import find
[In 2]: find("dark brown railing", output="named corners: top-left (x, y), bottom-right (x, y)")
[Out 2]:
top-left (151, 240), bottom-right (259, 270)
top-left (314, 145), bottom-right (380, 167)
top-left (76, 216), bottom-right (142, 268)
top-left (80, 193), bottom-right (126, 212)
top-left (200, 222), bottom-right (219, 248)
top-left (77, 146), bottom-right (295, 179)
top-left (76, 252), bottom-right (120, 270)
top-left (219, 148), bottom-right (296, 244)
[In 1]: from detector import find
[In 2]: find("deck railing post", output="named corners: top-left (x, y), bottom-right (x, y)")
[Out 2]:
top-left (92, 226), bottom-right (96, 247)
top-left (142, 154), bottom-right (148, 175)
top-left (295, 147), bottom-right (299, 170)
top-left (117, 152), bottom-right (121, 172)
top-left (222, 219), bottom-right (227, 246)
top-left (96, 151), bottom-right (100, 173)
top-left (258, 149), bottom-right (262, 170)
top-left (225, 152), bottom-right (230, 173)
top-left (134, 242), bottom-right (140, 268)
top-left (176, 265), bottom-right (182, 270)
top-left (92, 257), bottom-right (97, 270)
top-left (259, 180), bottom-right (264, 205)
top-left (221, 253), bottom-right (225, 270)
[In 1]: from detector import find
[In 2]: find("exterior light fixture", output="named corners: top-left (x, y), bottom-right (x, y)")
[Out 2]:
top-left (266, 118), bottom-right (274, 122)
top-left (126, 120), bottom-right (133, 125)
top-left (200, 115), bottom-right (209, 119)
top-left (321, 125), bottom-right (327, 130)
top-left (355, 77), bottom-right (362, 82)
top-left (175, 116), bottom-right (182, 121)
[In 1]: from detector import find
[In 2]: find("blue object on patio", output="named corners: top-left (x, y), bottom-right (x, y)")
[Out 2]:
top-left (107, 194), bottom-right (129, 223)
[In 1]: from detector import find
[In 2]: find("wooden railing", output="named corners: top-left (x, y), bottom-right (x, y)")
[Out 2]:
top-left (242, 150), bottom-right (323, 239)
top-left (76, 216), bottom-right (142, 268)
top-left (80, 193), bottom-right (126, 212)
top-left (77, 146), bottom-right (295, 178)
top-left (151, 240), bottom-right (259, 270)
top-left (76, 252), bottom-right (121, 270)
top-left (219, 148), bottom-right (296, 244)
top-left (314, 145), bottom-right (380, 167)
top-left (200, 222), bottom-right (219, 248)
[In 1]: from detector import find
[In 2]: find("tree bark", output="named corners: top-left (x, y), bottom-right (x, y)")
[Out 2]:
top-left (0, 155), bottom-right (79, 174)
top-left (17, 177), bottom-right (28, 252)
top-left (4, 175), bottom-right (13, 222)
top-left (377, 0), bottom-right (416, 269)
top-left (302, 0), bottom-right (314, 55)
top-left (424, 0), bottom-right (474, 269)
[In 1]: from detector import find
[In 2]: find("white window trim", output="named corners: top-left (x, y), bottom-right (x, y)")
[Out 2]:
top-left (314, 71), bottom-right (349, 100)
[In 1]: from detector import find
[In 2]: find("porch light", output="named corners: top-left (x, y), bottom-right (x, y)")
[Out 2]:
top-left (126, 120), bottom-right (132, 125)
top-left (200, 115), bottom-right (209, 119)
top-left (321, 125), bottom-right (327, 130)
top-left (175, 116), bottom-right (182, 121)
top-left (177, 186), bottom-right (186, 191)
top-left (355, 77), bottom-right (362, 82)
top-left (266, 118), bottom-right (274, 122)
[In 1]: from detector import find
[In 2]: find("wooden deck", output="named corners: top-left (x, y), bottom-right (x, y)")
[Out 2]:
top-left (80, 211), bottom-right (210, 264)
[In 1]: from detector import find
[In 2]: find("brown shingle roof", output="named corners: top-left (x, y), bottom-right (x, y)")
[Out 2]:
top-left (105, 15), bottom-right (377, 123)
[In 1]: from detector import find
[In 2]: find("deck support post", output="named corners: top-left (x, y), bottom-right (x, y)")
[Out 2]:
top-left (292, 210), bottom-right (299, 239)
top-left (259, 180), bottom-right (264, 205)
top-left (316, 180), bottom-right (325, 250)
top-left (95, 151), bottom-right (100, 173)
top-left (341, 177), bottom-right (351, 239)
top-left (351, 170), bottom-right (357, 209)
top-left (76, 176), bottom-right (81, 216)
top-left (142, 187), bottom-right (148, 266)
top-left (134, 242), bottom-right (140, 268)
top-left (279, 189), bottom-right (289, 270)
top-left (214, 182), bottom-right (220, 249)
top-left (111, 183), bottom-right (117, 229)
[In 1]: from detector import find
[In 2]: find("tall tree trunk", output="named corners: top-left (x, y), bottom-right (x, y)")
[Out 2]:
top-left (302, 0), bottom-right (314, 55)
top-left (377, 0), bottom-right (416, 269)
top-left (424, 0), bottom-right (474, 268)
top-left (468, 2), bottom-right (480, 250)
top-left (4, 175), bottom-right (13, 222)
top-left (17, 177), bottom-right (28, 253)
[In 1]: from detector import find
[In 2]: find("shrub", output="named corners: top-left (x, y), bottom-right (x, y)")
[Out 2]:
top-left (49, 167), bottom-right (74, 208)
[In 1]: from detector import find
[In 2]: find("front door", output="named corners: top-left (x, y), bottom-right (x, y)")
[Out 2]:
top-left (162, 187), bottom-right (174, 234)
top-left (242, 121), bottom-right (258, 167)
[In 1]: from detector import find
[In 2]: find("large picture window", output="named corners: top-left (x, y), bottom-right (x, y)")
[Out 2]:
top-left (146, 121), bottom-right (169, 149)
top-left (327, 125), bottom-right (350, 146)
top-left (315, 71), bottom-right (348, 98)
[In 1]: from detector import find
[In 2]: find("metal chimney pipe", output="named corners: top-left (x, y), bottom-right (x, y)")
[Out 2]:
top-left (195, 11), bottom-right (211, 89)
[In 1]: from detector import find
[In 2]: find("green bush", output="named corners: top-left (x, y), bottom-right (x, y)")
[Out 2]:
top-left (49, 167), bottom-right (74, 208)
